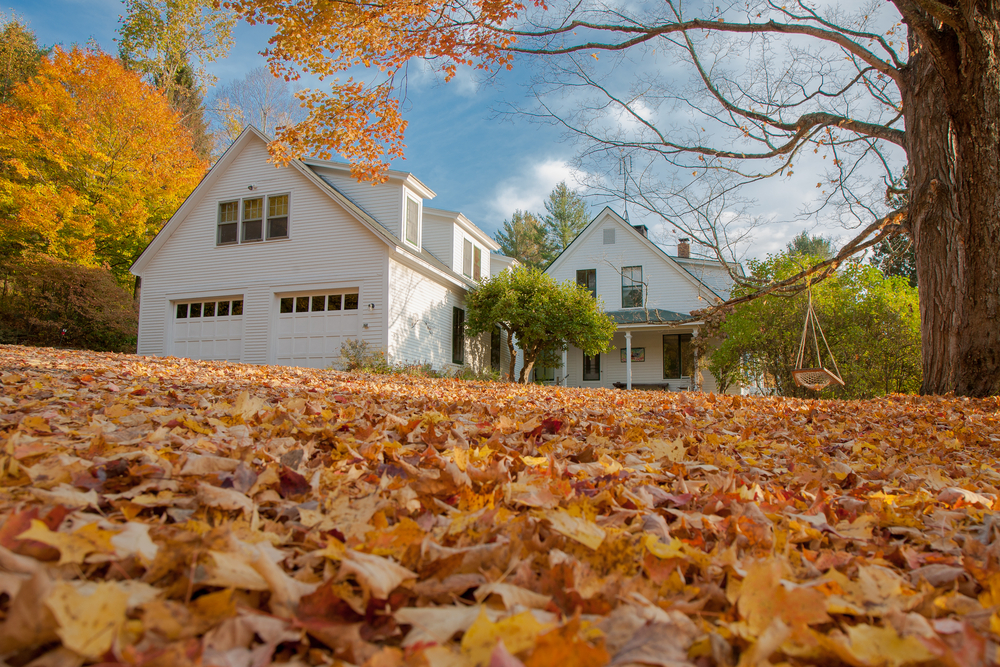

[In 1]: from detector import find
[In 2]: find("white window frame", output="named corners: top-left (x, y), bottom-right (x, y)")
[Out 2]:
top-left (217, 192), bottom-right (291, 246)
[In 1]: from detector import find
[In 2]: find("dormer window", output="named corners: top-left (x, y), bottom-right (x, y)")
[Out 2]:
top-left (405, 197), bottom-right (418, 245)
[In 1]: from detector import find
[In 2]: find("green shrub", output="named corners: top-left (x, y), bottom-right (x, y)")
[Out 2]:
top-left (0, 255), bottom-right (138, 352)
top-left (339, 338), bottom-right (393, 373)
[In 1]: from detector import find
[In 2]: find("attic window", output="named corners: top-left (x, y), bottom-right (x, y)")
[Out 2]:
top-left (405, 198), bottom-right (418, 245)
top-left (604, 228), bottom-right (616, 245)
top-left (218, 194), bottom-right (290, 246)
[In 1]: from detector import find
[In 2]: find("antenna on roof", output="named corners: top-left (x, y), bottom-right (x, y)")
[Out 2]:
top-left (618, 154), bottom-right (632, 222)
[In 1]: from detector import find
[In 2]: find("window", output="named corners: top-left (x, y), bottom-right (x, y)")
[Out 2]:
top-left (622, 266), bottom-right (643, 308)
top-left (534, 365), bottom-right (555, 382)
top-left (328, 294), bottom-right (342, 311)
top-left (344, 293), bottom-right (359, 310)
top-left (473, 246), bottom-right (482, 281)
top-left (663, 333), bottom-right (695, 378)
top-left (576, 269), bottom-right (596, 298)
top-left (490, 326), bottom-right (502, 371)
top-left (242, 197), bottom-right (263, 242)
top-left (267, 195), bottom-right (289, 239)
top-left (280, 293), bottom-right (357, 313)
top-left (452, 307), bottom-right (465, 364)
top-left (604, 228), bottom-right (616, 245)
top-left (218, 202), bottom-right (239, 244)
top-left (177, 299), bottom-right (243, 319)
top-left (217, 194), bottom-right (289, 246)
top-left (463, 239), bottom-right (473, 277)
top-left (311, 295), bottom-right (326, 312)
top-left (405, 198), bottom-right (418, 245)
top-left (583, 352), bottom-right (601, 381)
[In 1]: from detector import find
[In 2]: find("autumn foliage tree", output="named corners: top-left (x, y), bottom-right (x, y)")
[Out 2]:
top-left (230, 0), bottom-right (1000, 397)
top-left (465, 266), bottom-right (616, 383)
top-left (0, 47), bottom-right (205, 283)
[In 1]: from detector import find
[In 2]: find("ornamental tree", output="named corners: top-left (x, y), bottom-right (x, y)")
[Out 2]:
top-left (0, 47), bottom-right (205, 283)
top-left (228, 0), bottom-right (1000, 396)
top-left (465, 266), bottom-right (616, 383)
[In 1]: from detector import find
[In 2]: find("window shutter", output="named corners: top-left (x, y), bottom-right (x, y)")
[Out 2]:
top-left (603, 228), bottom-right (616, 244)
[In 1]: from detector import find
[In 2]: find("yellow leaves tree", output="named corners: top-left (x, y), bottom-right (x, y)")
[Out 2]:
top-left (0, 47), bottom-right (205, 282)
top-left (228, 0), bottom-right (532, 182)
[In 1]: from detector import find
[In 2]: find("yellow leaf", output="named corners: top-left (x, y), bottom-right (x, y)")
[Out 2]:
top-left (542, 509), bottom-right (606, 550)
top-left (647, 438), bottom-right (685, 462)
top-left (461, 608), bottom-right (551, 667)
top-left (46, 581), bottom-right (129, 659)
top-left (17, 520), bottom-right (116, 565)
top-left (839, 624), bottom-right (935, 667)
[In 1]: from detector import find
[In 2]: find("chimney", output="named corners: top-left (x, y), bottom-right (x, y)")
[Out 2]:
top-left (632, 224), bottom-right (648, 238)
top-left (677, 238), bottom-right (690, 258)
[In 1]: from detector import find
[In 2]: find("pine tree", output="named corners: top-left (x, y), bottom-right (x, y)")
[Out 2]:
top-left (542, 182), bottom-right (588, 254)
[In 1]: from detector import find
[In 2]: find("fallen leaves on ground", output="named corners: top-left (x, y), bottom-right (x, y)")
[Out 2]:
top-left (2, 345), bottom-right (1000, 667)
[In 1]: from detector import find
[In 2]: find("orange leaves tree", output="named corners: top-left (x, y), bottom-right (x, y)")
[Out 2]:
top-left (0, 47), bottom-right (205, 283)
top-left (232, 0), bottom-right (1000, 397)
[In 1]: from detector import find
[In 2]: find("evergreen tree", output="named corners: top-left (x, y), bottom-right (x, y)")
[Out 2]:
top-left (542, 181), bottom-right (588, 254)
top-left (786, 231), bottom-right (834, 259)
top-left (494, 210), bottom-right (550, 269)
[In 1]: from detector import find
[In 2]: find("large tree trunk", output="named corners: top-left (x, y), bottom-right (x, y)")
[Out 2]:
top-left (902, 25), bottom-right (1000, 397)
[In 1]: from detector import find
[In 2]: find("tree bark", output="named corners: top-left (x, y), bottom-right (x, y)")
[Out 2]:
top-left (902, 24), bottom-right (1000, 397)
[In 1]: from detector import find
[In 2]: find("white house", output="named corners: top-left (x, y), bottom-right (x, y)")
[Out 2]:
top-left (130, 127), bottom-right (508, 373)
top-left (544, 207), bottom-right (737, 392)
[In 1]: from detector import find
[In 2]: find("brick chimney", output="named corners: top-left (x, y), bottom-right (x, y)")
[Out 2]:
top-left (677, 238), bottom-right (690, 258)
top-left (632, 224), bottom-right (648, 238)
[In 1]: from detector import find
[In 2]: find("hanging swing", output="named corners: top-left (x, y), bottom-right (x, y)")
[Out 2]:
top-left (792, 289), bottom-right (845, 391)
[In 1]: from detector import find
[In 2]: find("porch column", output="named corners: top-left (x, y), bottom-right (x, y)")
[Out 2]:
top-left (625, 331), bottom-right (632, 390)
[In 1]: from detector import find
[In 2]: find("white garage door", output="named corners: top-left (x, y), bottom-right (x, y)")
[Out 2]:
top-left (275, 292), bottom-right (360, 368)
top-left (173, 298), bottom-right (244, 361)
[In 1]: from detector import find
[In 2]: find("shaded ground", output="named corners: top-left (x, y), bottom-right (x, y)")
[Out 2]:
top-left (1, 344), bottom-right (1000, 666)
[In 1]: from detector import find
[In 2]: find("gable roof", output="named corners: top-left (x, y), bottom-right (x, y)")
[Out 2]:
top-left (130, 127), bottom-right (477, 290)
top-left (545, 207), bottom-right (726, 301)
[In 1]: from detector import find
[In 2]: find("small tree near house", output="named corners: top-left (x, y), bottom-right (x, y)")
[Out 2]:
top-left (465, 266), bottom-right (616, 383)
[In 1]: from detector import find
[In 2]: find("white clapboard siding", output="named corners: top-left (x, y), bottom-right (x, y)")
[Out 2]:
top-left (137, 137), bottom-right (389, 365)
top-left (422, 211), bottom-right (456, 268)
top-left (388, 258), bottom-right (461, 369)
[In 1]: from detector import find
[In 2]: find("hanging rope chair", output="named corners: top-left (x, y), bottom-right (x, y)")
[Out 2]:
top-left (792, 289), bottom-right (845, 391)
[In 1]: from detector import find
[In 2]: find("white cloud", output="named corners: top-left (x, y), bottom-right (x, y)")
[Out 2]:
top-left (488, 158), bottom-right (588, 219)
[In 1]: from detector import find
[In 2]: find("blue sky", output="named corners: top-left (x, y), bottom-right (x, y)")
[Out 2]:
top-left (5, 0), bottom-right (900, 261)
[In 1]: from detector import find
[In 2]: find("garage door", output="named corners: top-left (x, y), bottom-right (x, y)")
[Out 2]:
top-left (173, 298), bottom-right (244, 361)
top-left (275, 292), bottom-right (360, 368)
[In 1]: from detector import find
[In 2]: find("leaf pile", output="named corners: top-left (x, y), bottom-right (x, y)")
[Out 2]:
top-left (2, 345), bottom-right (1000, 667)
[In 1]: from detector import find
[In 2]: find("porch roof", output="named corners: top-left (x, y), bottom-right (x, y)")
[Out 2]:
top-left (606, 308), bottom-right (690, 325)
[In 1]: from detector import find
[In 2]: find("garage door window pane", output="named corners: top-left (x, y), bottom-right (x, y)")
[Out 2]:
top-left (296, 296), bottom-right (309, 312)
top-left (190, 303), bottom-right (202, 317)
top-left (344, 293), bottom-right (359, 310)
top-left (203, 302), bottom-right (216, 317)
top-left (231, 300), bottom-right (243, 315)
top-left (280, 297), bottom-right (293, 313)
top-left (312, 295), bottom-right (325, 311)
top-left (218, 301), bottom-right (230, 316)
top-left (328, 295), bottom-right (341, 310)
top-left (176, 303), bottom-right (188, 318)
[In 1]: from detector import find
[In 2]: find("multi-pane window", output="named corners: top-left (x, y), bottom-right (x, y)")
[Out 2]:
top-left (583, 353), bottom-right (601, 381)
top-left (473, 246), bottom-right (482, 281)
top-left (267, 195), bottom-right (289, 239)
top-left (279, 293), bottom-right (359, 314)
top-left (176, 299), bottom-right (243, 319)
top-left (452, 307), bottom-right (465, 364)
top-left (242, 197), bottom-right (263, 242)
top-left (405, 198), bottom-right (418, 245)
top-left (218, 202), bottom-right (239, 244)
top-left (621, 266), bottom-right (643, 308)
top-left (463, 239), bottom-right (473, 277)
top-left (576, 269), bottom-right (596, 298)
top-left (218, 194), bottom-right (289, 246)
top-left (663, 333), bottom-right (695, 378)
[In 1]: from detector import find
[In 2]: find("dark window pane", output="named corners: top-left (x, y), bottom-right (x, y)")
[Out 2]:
top-left (344, 293), bottom-right (358, 310)
top-left (535, 366), bottom-right (554, 382)
top-left (243, 219), bottom-right (262, 242)
top-left (217, 301), bottom-right (230, 316)
top-left (280, 297), bottom-right (293, 313)
top-left (203, 302), bottom-right (216, 317)
top-left (583, 353), bottom-right (601, 380)
top-left (267, 217), bottom-right (288, 239)
top-left (218, 222), bottom-right (238, 245)
top-left (663, 334), bottom-right (693, 378)
top-left (190, 303), bottom-right (202, 318)
top-left (312, 295), bottom-right (325, 311)
top-left (452, 307), bottom-right (465, 364)
top-left (490, 326), bottom-right (501, 371)
top-left (680, 334), bottom-right (694, 377)
top-left (231, 300), bottom-right (243, 315)
top-left (296, 296), bottom-right (309, 312)
top-left (622, 266), bottom-right (643, 308)
top-left (176, 303), bottom-right (188, 319)
top-left (577, 269), bottom-right (596, 298)
top-left (328, 294), bottom-right (342, 311)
